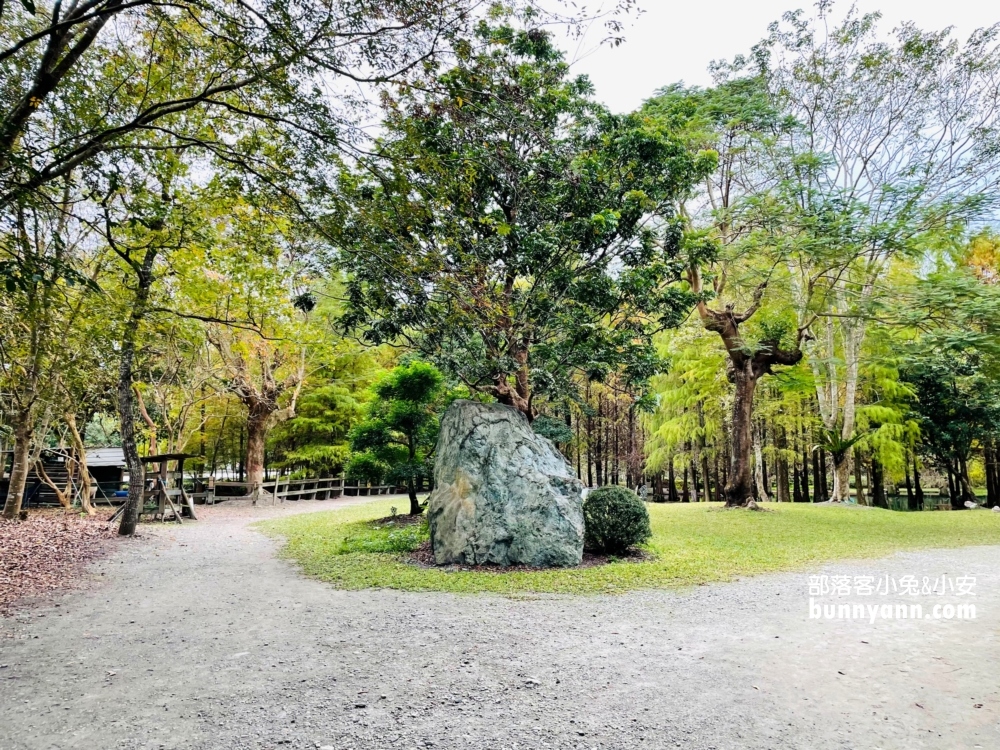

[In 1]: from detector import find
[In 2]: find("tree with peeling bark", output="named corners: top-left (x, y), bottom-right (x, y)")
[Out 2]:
top-left (334, 22), bottom-right (713, 421)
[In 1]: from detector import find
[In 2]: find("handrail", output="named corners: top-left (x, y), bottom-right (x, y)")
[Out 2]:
top-left (184, 475), bottom-right (421, 503)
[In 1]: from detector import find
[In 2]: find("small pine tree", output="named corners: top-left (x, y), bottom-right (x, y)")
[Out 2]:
top-left (346, 361), bottom-right (444, 515)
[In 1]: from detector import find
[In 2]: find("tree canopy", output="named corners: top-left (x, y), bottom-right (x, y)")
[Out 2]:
top-left (334, 22), bottom-right (715, 420)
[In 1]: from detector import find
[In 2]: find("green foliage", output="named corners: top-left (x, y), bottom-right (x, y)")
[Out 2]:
top-left (645, 326), bottom-right (729, 473)
top-left (583, 486), bottom-right (652, 554)
top-left (346, 361), bottom-right (446, 492)
top-left (532, 415), bottom-right (573, 444)
top-left (333, 21), bottom-right (713, 414)
top-left (343, 452), bottom-right (392, 486)
top-left (816, 428), bottom-right (867, 466)
top-left (338, 518), bottom-right (429, 555)
top-left (898, 268), bottom-right (1000, 473)
top-left (267, 309), bottom-right (384, 476)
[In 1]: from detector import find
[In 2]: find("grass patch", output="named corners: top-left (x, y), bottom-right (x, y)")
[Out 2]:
top-left (257, 500), bottom-right (1000, 595)
top-left (338, 515), bottom-right (429, 554)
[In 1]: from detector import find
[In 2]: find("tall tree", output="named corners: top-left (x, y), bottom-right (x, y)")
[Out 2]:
top-left (0, 0), bottom-right (505, 213)
top-left (0, 189), bottom-right (100, 518)
top-left (900, 270), bottom-right (1000, 508)
top-left (643, 6), bottom-right (1000, 505)
top-left (335, 22), bottom-right (713, 421)
top-left (753, 6), bottom-right (1000, 502)
top-left (644, 79), bottom-right (812, 506)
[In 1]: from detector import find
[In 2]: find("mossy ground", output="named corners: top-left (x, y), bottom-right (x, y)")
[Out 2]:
top-left (257, 499), bottom-right (1000, 595)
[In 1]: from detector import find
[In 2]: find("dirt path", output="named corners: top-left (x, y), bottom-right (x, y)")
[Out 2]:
top-left (2, 499), bottom-right (998, 750)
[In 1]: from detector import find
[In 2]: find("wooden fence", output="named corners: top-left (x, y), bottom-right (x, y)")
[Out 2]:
top-left (191, 476), bottom-right (411, 505)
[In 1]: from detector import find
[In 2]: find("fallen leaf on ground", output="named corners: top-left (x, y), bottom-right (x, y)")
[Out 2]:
top-left (0, 510), bottom-right (118, 616)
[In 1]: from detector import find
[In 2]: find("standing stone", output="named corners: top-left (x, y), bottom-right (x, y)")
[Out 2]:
top-left (427, 400), bottom-right (584, 567)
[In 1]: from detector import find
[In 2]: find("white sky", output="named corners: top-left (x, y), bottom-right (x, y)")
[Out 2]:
top-left (558, 0), bottom-right (1000, 113)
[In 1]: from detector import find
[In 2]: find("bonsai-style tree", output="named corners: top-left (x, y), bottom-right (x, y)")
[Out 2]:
top-left (346, 361), bottom-right (445, 515)
top-left (334, 21), bottom-right (713, 421)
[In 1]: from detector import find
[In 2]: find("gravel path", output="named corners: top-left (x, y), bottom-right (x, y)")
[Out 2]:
top-left (2, 499), bottom-right (999, 750)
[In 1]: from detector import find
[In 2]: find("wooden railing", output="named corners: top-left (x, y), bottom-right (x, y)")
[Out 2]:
top-left (265, 477), bottom-right (343, 502)
top-left (188, 476), bottom-right (415, 504)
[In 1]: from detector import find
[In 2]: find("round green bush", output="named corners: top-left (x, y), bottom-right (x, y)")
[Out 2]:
top-left (583, 486), bottom-right (652, 555)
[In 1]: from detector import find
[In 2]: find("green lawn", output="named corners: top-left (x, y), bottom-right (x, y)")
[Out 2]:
top-left (257, 499), bottom-right (1000, 595)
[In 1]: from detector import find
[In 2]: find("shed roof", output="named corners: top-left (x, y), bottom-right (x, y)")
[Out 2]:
top-left (85, 447), bottom-right (127, 468)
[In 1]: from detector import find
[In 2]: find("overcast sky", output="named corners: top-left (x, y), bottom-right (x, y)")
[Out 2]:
top-left (556, 0), bottom-right (1000, 113)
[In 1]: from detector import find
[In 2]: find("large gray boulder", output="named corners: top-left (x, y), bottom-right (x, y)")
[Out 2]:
top-left (428, 400), bottom-right (584, 567)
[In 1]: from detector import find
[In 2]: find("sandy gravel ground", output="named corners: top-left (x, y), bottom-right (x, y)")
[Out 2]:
top-left (1, 498), bottom-right (998, 750)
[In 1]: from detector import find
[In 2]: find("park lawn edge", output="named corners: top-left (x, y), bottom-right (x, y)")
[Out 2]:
top-left (255, 498), bottom-right (1000, 596)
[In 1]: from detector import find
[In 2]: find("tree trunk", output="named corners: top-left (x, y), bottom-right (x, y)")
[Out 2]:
top-left (405, 438), bottom-right (422, 515)
top-left (721, 436), bottom-right (729, 492)
top-left (690, 267), bottom-right (802, 508)
top-left (986, 442), bottom-right (999, 508)
top-left (575, 414), bottom-right (582, 481)
top-left (117, 248), bottom-right (157, 537)
top-left (946, 463), bottom-right (958, 509)
top-left (991, 443), bottom-right (1000, 508)
top-left (117, 345), bottom-right (146, 535)
top-left (595, 402), bottom-right (604, 488)
top-left (725, 366), bottom-right (758, 506)
top-left (811, 444), bottom-right (822, 502)
top-left (871, 458), bottom-right (888, 509)
top-left (681, 461), bottom-right (689, 503)
top-left (603, 418), bottom-right (611, 487)
top-left (831, 450), bottom-right (852, 503)
top-left (627, 404), bottom-right (638, 489)
top-left (854, 453), bottom-right (867, 506)
top-left (2, 417), bottom-right (34, 519)
top-left (585, 383), bottom-right (593, 488)
top-left (958, 456), bottom-right (977, 506)
top-left (913, 455), bottom-right (924, 509)
top-left (492, 345), bottom-right (533, 420)
top-left (701, 453), bottom-right (712, 503)
top-left (802, 433), bottom-right (811, 502)
top-left (133, 386), bottom-right (158, 456)
top-left (776, 426), bottom-right (790, 503)
top-left (238, 427), bottom-right (245, 483)
top-left (819, 448), bottom-right (830, 502)
top-left (668, 460), bottom-right (678, 502)
top-left (245, 407), bottom-right (270, 500)
top-left (406, 476), bottom-right (420, 516)
top-left (611, 398), bottom-right (621, 485)
top-left (760, 422), bottom-right (769, 494)
top-left (65, 412), bottom-right (95, 516)
top-left (904, 453), bottom-right (918, 511)
top-left (753, 423), bottom-right (770, 502)
top-left (34, 457), bottom-right (72, 509)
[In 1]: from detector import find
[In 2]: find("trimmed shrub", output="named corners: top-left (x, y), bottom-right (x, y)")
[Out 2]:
top-left (583, 486), bottom-right (652, 554)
